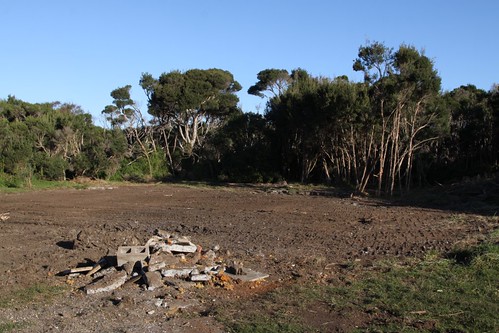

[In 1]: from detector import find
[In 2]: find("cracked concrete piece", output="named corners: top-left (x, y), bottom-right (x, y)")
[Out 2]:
top-left (163, 244), bottom-right (197, 253)
top-left (85, 270), bottom-right (127, 295)
top-left (148, 252), bottom-right (179, 271)
top-left (92, 266), bottom-right (116, 279)
top-left (161, 268), bottom-right (194, 278)
top-left (190, 274), bottom-right (211, 282)
top-left (145, 271), bottom-right (163, 290)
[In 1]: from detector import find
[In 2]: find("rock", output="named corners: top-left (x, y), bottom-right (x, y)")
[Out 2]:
top-left (155, 229), bottom-right (171, 239)
top-left (145, 235), bottom-right (163, 248)
top-left (198, 249), bottom-right (216, 266)
top-left (161, 268), bottom-right (194, 278)
top-left (190, 274), bottom-right (211, 282)
top-left (122, 261), bottom-right (137, 276)
top-left (163, 244), bottom-right (197, 253)
top-left (144, 271), bottom-right (163, 290)
top-left (175, 236), bottom-right (192, 245)
top-left (85, 270), bottom-right (127, 295)
top-left (93, 266), bottom-right (116, 279)
top-left (148, 251), bottom-right (179, 271)
top-left (73, 230), bottom-right (91, 249)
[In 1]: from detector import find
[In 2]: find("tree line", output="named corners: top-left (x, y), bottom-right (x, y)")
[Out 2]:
top-left (1, 42), bottom-right (497, 194)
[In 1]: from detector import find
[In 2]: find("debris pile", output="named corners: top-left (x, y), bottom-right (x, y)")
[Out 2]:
top-left (60, 229), bottom-right (268, 295)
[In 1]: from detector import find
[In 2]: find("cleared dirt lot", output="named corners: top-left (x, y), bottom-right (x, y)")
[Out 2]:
top-left (0, 183), bottom-right (496, 332)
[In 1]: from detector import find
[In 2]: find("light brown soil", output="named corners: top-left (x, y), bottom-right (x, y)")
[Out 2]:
top-left (0, 183), bottom-right (495, 332)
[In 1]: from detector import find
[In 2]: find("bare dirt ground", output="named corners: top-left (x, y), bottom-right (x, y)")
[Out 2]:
top-left (0, 183), bottom-right (497, 332)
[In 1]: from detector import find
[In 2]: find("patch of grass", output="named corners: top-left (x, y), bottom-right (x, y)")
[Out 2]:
top-left (327, 243), bottom-right (499, 332)
top-left (0, 284), bottom-right (66, 308)
top-left (212, 286), bottom-right (307, 333)
top-left (0, 321), bottom-right (26, 333)
top-left (217, 242), bottom-right (499, 332)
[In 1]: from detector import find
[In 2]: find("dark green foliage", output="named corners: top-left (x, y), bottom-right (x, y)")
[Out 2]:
top-left (140, 68), bottom-right (241, 175)
top-left (2, 42), bottom-right (499, 190)
top-left (208, 111), bottom-right (277, 182)
top-left (247, 69), bottom-right (290, 98)
top-left (0, 96), bottom-right (128, 185)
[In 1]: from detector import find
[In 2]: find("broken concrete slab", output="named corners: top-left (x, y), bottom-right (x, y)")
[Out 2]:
top-left (162, 244), bottom-right (197, 253)
top-left (85, 270), bottom-right (127, 295)
top-left (117, 246), bottom-right (150, 266)
top-left (224, 268), bottom-right (269, 282)
top-left (161, 268), bottom-right (195, 278)
top-left (190, 274), bottom-right (211, 282)
top-left (148, 251), bottom-right (180, 272)
top-left (93, 266), bottom-right (116, 279)
top-left (144, 271), bottom-right (163, 290)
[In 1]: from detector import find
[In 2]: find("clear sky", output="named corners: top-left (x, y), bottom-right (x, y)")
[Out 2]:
top-left (1, 1), bottom-right (498, 124)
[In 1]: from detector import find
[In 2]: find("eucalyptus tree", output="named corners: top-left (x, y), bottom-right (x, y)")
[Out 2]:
top-left (140, 68), bottom-right (241, 174)
top-left (102, 85), bottom-right (157, 179)
top-left (354, 42), bottom-right (443, 194)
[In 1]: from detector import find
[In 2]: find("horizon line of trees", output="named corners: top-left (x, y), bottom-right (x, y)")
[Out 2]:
top-left (1, 41), bottom-right (498, 195)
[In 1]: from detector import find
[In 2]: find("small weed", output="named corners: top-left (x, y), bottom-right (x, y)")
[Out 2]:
top-left (0, 284), bottom-right (66, 308)
top-left (328, 243), bottom-right (499, 332)
top-left (0, 321), bottom-right (26, 333)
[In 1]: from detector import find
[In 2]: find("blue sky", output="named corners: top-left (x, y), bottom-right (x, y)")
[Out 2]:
top-left (1, 1), bottom-right (498, 124)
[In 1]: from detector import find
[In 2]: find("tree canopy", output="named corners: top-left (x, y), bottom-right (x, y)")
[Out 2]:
top-left (1, 42), bottom-right (497, 194)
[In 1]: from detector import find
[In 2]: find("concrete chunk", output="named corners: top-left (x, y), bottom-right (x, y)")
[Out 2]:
top-left (163, 244), bottom-right (197, 253)
top-left (85, 270), bottom-right (127, 295)
top-left (161, 268), bottom-right (194, 278)
top-left (148, 251), bottom-right (179, 271)
top-left (190, 274), bottom-right (212, 282)
top-left (144, 271), bottom-right (163, 290)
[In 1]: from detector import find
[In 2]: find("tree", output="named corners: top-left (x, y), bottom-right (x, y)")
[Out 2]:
top-left (140, 68), bottom-right (241, 175)
top-left (102, 85), bottom-right (157, 179)
top-left (248, 69), bottom-right (291, 98)
top-left (353, 42), bottom-right (443, 194)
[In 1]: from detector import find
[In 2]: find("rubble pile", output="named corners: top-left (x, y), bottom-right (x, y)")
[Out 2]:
top-left (60, 229), bottom-right (268, 295)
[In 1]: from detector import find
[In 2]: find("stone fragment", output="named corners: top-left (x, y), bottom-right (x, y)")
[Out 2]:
top-left (198, 250), bottom-right (216, 266)
top-left (122, 261), bottom-right (137, 276)
top-left (148, 251), bottom-right (179, 271)
top-left (161, 268), bottom-right (194, 278)
top-left (93, 266), bottom-right (116, 279)
top-left (155, 229), bottom-right (171, 238)
top-left (145, 235), bottom-right (163, 247)
top-left (175, 236), bottom-right (192, 245)
top-left (144, 271), bottom-right (163, 290)
top-left (190, 274), bottom-right (211, 282)
top-left (85, 270), bottom-right (127, 295)
top-left (163, 244), bottom-right (197, 253)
